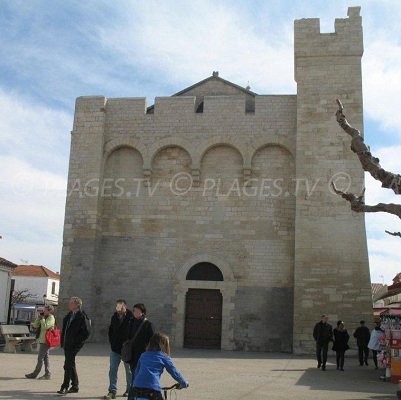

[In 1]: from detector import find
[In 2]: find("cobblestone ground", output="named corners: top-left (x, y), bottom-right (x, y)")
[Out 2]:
top-left (0, 344), bottom-right (397, 400)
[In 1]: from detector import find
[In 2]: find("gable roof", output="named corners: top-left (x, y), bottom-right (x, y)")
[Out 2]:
top-left (13, 265), bottom-right (60, 279)
top-left (173, 72), bottom-right (257, 97)
top-left (147, 72), bottom-right (256, 112)
top-left (0, 257), bottom-right (17, 269)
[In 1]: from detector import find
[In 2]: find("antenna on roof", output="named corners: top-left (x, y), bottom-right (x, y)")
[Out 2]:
top-left (20, 259), bottom-right (28, 264)
top-left (246, 80), bottom-right (251, 91)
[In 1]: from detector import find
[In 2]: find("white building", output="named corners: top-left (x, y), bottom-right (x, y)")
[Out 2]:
top-left (12, 265), bottom-right (60, 306)
top-left (0, 257), bottom-right (17, 323)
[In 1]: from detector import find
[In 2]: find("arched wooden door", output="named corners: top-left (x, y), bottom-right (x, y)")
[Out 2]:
top-left (184, 288), bottom-right (222, 349)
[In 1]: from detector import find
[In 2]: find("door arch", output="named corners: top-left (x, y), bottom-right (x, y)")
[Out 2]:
top-left (186, 262), bottom-right (224, 281)
top-left (172, 255), bottom-right (237, 350)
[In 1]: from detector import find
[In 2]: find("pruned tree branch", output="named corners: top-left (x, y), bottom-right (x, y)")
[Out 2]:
top-left (336, 99), bottom-right (401, 195)
top-left (331, 182), bottom-right (401, 220)
top-left (385, 230), bottom-right (401, 238)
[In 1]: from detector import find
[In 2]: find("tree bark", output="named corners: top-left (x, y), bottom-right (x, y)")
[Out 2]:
top-left (334, 100), bottom-right (401, 237)
top-left (336, 99), bottom-right (401, 195)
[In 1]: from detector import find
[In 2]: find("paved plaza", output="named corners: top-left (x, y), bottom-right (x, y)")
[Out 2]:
top-left (0, 344), bottom-right (397, 400)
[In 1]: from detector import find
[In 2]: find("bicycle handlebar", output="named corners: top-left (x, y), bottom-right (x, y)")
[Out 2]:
top-left (161, 383), bottom-right (183, 391)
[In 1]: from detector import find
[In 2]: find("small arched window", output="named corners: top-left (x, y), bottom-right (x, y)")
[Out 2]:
top-left (186, 262), bottom-right (224, 281)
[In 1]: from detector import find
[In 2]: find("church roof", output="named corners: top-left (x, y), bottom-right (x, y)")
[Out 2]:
top-left (147, 71), bottom-right (256, 112)
top-left (172, 71), bottom-right (257, 97)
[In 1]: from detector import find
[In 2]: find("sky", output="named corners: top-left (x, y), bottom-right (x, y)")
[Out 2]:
top-left (0, 0), bottom-right (400, 284)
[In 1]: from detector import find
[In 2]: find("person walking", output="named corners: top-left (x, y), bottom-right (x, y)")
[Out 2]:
top-left (129, 333), bottom-right (188, 400)
top-left (313, 314), bottom-right (333, 371)
top-left (332, 320), bottom-right (350, 371)
top-left (127, 303), bottom-right (154, 376)
top-left (104, 300), bottom-right (133, 400)
top-left (57, 297), bottom-right (90, 395)
top-left (368, 321), bottom-right (385, 370)
top-left (25, 305), bottom-right (55, 380)
top-left (353, 320), bottom-right (371, 366)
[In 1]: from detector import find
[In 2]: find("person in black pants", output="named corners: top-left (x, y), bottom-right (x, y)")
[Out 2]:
top-left (57, 297), bottom-right (90, 395)
top-left (127, 303), bottom-right (154, 376)
top-left (333, 320), bottom-right (350, 371)
top-left (353, 320), bottom-right (371, 366)
top-left (313, 314), bottom-right (333, 371)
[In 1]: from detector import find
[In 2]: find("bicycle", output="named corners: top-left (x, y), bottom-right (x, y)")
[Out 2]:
top-left (161, 383), bottom-right (184, 400)
top-left (130, 383), bottom-right (185, 400)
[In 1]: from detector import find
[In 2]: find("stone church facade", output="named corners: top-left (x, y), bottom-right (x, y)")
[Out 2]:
top-left (59, 7), bottom-right (372, 353)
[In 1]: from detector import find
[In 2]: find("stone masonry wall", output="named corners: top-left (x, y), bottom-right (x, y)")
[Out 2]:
top-left (293, 7), bottom-right (372, 354)
top-left (59, 91), bottom-right (298, 350)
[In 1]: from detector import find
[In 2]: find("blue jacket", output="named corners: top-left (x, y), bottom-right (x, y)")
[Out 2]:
top-left (133, 351), bottom-right (188, 392)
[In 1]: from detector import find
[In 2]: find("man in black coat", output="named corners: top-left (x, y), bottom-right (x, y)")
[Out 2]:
top-left (128, 303), bottom-right (154, 375)
top-left (353, 320), bottom-right (371, 366)
top-left (313, 314), bottom-right (333, 371)
top-left (57, 297), bottom-right (90, 395)
top-left (104, 300), bottom-right (133, 399)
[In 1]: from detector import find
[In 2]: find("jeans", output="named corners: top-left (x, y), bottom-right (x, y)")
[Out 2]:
top-left (109, 351), bottom-right (132, 393)
top-left (32, 343), bottom-right (50, 377)
top-left (62, 349), bottom-right (79, 389)
top-left (316, 342), bottom-right (329, 367)
top-left (358, 345), bottom-right (369, 365)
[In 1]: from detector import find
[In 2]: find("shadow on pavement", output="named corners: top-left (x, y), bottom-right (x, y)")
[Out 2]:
top-left (0, 390), bottom-right (96, 400)
top-left (171, 348), bottom-right (296, 360)
top-left (295, 364), bottom-right (395, 399)
top-left (60, 344), bottom-right (299, 360)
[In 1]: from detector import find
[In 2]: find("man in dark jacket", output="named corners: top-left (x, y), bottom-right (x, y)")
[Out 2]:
top-left (128, 303), bottom-right (154, 375)
top-left (104, 300), bottom-right (133, 399)
top-left (353, 320), bottom-right (371, 366)
top-left (313, 314), bottom-right (333, 371)
top-left (57, 296), bottom-right (90, 395)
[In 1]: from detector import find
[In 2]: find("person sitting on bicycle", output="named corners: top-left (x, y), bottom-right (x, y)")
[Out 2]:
top-left (129, 332), bottom-right (188, 400)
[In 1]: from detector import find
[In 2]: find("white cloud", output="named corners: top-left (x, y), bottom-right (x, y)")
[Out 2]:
top-left (368, 252), bottom-right (400, 285)
top-left (364, 145), bottom-right (401, 284)
top-left (364, 41), bottom-right (401, 136)
top-left (0, 155), bottom-right (66, 270)
top-left (96, 2), bottom-right (295, 95)
top-left (0, 89), bottom-right (70, 271)
top-left (0, 87), bottom-right (72, 172)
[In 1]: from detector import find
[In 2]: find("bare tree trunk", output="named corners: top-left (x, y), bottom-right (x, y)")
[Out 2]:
top-left (333, 100), bottom-right (401, 237)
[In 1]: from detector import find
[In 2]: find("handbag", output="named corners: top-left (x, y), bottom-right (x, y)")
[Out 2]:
top-left (121, 318), bottom-right (147, 363)
top-left (46, 327), bottom-right (61, 347)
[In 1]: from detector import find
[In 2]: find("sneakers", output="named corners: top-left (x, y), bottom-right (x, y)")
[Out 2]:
top-left (38, 374), bottom-right (51, 380)
top-left (123, 392), bottom-right (129, 397)
top-left (103, 393), bottom-right (116, 399)
top-left (57, 386), bottom-right (78, 395)
top-left (25, 373), bottom-right (37, 379)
